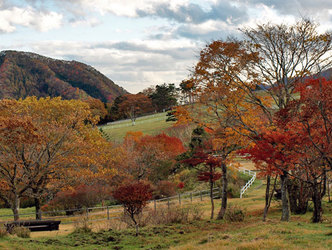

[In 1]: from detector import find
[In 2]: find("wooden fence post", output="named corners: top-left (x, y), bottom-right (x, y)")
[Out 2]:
top-left (168, 198), bottom-right (170, 209)
top-left (190, 193), bottom-right (193, 203)
top-left (178, 193), bottom-right (181, 205)
top-left (107, 206), bottom-right (110, 220)
top-left (200, 191), bottom-right (203, 201)
top-left (154, 200), bottom-right (157, 211)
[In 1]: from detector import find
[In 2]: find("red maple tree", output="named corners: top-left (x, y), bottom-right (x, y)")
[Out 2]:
top-left (113, 182), bottom-right (152, 236)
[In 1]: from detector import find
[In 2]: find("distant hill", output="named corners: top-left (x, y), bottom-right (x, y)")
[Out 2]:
top-left (0, 50), bottom-right (127, 103)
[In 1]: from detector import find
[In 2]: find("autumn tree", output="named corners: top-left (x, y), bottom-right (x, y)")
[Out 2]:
top-left (113, 182), bottom-right (152, 236)
top-left (242, 77), bottom-right (331, 222)
top-left (122, 132), bottom-right (185, 183)
top-left (118, 94), bottom-right (153, 125)
top-left (287, 78), bottom-right (331, 222)
top-left (175, 41), bottom-right (256, 220)
top-left (84, 97), bottom-right (108, 122)
top-left (0, 97), bottom-right (115, 220)
top-left (242, 19), bottom-right (332, 110)
top-left (182, 150), bottom-right (221, 219)
top-left (241, 20), bottom-right (332, 221)
top-left (0, 112), bottom-right (40, 220)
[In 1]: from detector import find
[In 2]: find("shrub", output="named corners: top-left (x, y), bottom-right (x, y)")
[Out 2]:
top-left (224, 205), bottom-right (246, 222)
top-left (12, 226), bottom-right (30, 238)
top-left (74, 216), bottom-right (92, 233)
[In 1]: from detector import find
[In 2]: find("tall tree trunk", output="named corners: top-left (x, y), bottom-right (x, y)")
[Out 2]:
top-left (217, 163), bottom-right (227, 220)
top-left (262, 175), bottom-right (274, 221)
top-left (312, 181), bottom-right (323, 223)
top-left (210, 178), bottom-right (214, 219)
top-left (328, 178), bottom-right (331, 203)
top-left (263, 175), bottom-right (271, 221)
top-left (34, 197), bottom-right (42, 220)
top-left (12, 195), bottom-right (20, 221)
top-left (280, 172), bottom-right (290, 221)
top-left (263, 176), bottom-right (277, 221)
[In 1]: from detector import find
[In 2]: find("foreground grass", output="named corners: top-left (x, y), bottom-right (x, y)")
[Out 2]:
top-left (1, 184), bottom-right (331, 249)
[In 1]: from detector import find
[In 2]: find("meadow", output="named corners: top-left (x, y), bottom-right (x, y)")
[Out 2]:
top-left (100, 112), bottom-right (175, 142)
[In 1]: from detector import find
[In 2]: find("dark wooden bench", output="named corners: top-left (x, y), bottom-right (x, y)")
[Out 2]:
top-left (5, 220), bottom-right (61, 233)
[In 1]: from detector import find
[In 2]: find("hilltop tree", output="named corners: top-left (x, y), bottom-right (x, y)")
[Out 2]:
top-left (118, 94), bottom-right (153, 125)
top-left (149, 83), bottom-right (178, 112)
top-left (180, 79), bottom-right (195, 104)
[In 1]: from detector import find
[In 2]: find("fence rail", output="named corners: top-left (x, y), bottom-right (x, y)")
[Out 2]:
top-left (239, 169), bottom-right (257, 198)
top-left (0, 170), bottom-right (256, 224)
top-left (105, 117), bottom-right (166, 129)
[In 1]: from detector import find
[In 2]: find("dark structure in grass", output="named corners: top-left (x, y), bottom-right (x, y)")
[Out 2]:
top-left (5, 220), bottom-right (61, 233)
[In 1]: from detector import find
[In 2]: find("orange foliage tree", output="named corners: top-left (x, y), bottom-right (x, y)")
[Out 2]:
top-left (84, 97), bottom-right (108, 122)
top-left (0, 97), bottom-right (116, 220)
top-left (120, 132), bottom-right (185, 186)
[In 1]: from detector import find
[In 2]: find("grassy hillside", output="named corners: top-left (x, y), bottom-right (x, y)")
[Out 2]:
top-left (100, 112), bottom-right (175, 142)
top-left (0, 182), bottom-right (331, 249)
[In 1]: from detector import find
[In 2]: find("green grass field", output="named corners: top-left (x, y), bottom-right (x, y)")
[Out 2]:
top-left (100, 112), bottom-right (175, 142)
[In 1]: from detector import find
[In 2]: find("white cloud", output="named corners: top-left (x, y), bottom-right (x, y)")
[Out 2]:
top-left (0, 6), bottom-right (63, 33)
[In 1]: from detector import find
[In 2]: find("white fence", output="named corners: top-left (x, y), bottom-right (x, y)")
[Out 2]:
top-left (238, 169), bottom-right (257, 198)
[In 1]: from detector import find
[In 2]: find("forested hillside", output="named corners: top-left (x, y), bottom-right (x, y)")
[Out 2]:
top-left (0, 51), bottom-right (127, 102)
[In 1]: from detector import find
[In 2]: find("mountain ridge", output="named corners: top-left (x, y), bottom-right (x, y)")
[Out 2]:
top-left (0, 50), bottom-right (127, 103)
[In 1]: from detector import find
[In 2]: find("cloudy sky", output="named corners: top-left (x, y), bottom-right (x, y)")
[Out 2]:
top-left (1, 0), bottom-right (332, 93)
